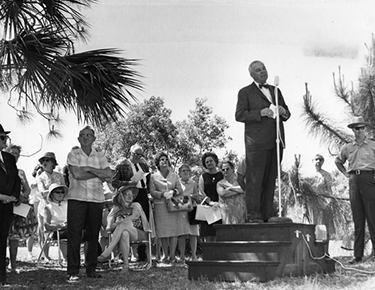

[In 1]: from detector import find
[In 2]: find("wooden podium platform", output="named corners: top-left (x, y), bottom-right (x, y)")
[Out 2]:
top-left (186, 222), bottom-right (335, 282)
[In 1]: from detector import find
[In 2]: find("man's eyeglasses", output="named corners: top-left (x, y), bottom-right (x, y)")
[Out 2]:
top-left (133, 152), bottom-right (144, 157)
top-left (0, 136), bottom-right (9, 141)
top-left (353, 126), bottom-right (365, 131)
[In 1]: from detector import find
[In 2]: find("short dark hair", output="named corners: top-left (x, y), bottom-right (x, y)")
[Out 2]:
top-left (154, 152), bottom-right (171, 170)
top-left (201, 152), bottom-right (219, 169)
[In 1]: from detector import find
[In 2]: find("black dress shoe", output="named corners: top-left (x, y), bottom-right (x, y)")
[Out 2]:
top-left (348, 257), bottom-right (362, 264)
top-left (86, 272), bottom-right (102, 278)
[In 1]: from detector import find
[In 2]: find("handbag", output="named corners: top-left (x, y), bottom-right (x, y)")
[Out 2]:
top-left (188, 206), bottom-right (201, 225)
top-left (166, 195), bottom-right (193, 212)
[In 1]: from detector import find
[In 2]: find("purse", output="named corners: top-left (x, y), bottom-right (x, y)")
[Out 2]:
top-left (166, 195), bottom-right (193, 212)
top-left (188, 206), bottom-right (201, 225)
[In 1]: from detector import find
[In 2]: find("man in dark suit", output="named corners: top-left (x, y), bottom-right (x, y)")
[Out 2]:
top-left (0, 124), bottom-right (20, 285)
top-left (235, 60), bottom-right (290, 222)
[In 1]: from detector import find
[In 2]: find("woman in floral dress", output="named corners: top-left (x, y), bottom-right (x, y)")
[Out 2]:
top-left (217, 160), bottom-right (246, 224)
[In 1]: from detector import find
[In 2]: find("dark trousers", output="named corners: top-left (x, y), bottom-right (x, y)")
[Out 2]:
top-left (0, 203), bottom-right (13, 283)
top-left (349, 173), bottom-right (375, 258)
top-left (67, 200), bottom-right (103, 275)
top-left (245, 146), bottom-right (282, 221)
top-left (133, 188), bottom-right (149, 261)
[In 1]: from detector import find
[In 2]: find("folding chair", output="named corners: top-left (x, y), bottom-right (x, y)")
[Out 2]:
top-left (37, 229), bottom-right (64, 267)
top-left (107, 229), bottom-right (152, 270)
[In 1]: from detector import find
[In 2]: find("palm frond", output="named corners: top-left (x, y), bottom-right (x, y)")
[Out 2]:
top-left (0, 0), bottom-right (94, 41)
top-left (46, 49), bottom-right (143, 126)
top-left (302, 83), bottom-right (351, 152)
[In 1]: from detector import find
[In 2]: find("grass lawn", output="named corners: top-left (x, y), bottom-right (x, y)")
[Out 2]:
top-left (4, 246), bottom-right (375, 290)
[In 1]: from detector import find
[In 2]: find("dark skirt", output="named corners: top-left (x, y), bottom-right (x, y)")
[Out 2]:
top-left (199, 220), bottom-right (222, 237)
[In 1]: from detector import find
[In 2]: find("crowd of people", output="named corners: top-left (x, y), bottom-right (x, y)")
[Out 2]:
top-left (0, 123), bottom-right (250, 285)
top-left (1, 59), bottom-right (374, 286)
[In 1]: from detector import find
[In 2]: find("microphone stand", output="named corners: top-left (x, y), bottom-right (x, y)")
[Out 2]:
top-left (274, 78), bottom-right (282, 218)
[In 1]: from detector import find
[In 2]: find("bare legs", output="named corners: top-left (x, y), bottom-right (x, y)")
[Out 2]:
top-left (100, 219), bottom-right (138, 258)
top-left (178, 235), bottom-right (197, 261)
top-left (160, 236), bottom-right (177, 263)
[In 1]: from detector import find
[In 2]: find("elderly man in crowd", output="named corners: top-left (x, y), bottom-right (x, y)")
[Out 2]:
top-left (66, 126), bottom-right (112, 282)
top-left (111, 143), bottom-right (150, 262)
top-left (0, 124), bottom-right (20, 286)
top-left (335, 116), bottom-right (375, 264)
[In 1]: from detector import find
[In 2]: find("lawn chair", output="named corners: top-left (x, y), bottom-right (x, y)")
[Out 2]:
top-left (37, 229), bottom-right (65, 267)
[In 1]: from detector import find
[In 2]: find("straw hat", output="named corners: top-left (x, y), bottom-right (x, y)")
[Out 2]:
top-left (113, 185), bottom-right (139, 206)
top-left (38, 152), bottom-right (58, 165)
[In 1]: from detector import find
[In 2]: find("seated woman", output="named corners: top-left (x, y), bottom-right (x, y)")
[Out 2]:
top-left (43, 183), bottom-right (69, 262)
top-left (97, 185), bottom-right (150, 274)
top-left (217, 160), bottom-right (246, 224)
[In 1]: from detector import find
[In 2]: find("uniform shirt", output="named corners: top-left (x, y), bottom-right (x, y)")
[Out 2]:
top-left (67, 147), bottom-right (109, 203)
top-left (336, 137), bottom-right (375, 172)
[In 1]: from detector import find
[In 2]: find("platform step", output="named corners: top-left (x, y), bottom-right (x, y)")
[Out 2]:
top-left (187, 260), bottom-right (279, 282)
top-left (215, 223), bottom-right (316, 242)
top-left (202, 241), bottom-right (292, 261)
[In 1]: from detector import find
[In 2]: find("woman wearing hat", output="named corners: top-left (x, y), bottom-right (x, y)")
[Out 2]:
top-left (36, 152), bottom-right (65, 261)
top-left (43, 183), bottom-right (69, 262)
top-left (97, 185), bottom-right (151, 274)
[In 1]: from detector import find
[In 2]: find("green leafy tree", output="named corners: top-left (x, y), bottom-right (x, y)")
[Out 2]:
top-left (292, 36), bottom-right (375, 241)
top-left (176, 97), bottom-right (232, 158)
top-left (95, 96), bottom-right (179, 165)
top-left (302, 36), bottom-right (375, 152)
top-left (96, 96), bottom-right (233, 169)
top-left (0, 0), bottom-right (142, 136)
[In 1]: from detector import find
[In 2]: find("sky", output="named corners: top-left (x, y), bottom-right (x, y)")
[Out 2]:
top-left (1, 0), bottom-right (375, 180)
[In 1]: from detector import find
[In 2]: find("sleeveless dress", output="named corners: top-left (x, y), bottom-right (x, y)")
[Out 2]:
top-left (199, 171), bottom-right (223, 237)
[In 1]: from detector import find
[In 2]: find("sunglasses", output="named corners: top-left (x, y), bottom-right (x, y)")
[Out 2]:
top-left (222, 168), bottom-right (230, 172)
top-left (315, 158), bottom-right (323, 161)
top-left (353, 126), bottom-right (365, 131)
top-left (54, 191), bottom-right (65, 194)
top-left (0, 136), bottom-right (9, 141)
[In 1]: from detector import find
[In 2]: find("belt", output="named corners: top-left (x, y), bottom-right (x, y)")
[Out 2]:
top-left (349, 170), bottom-right (375, 175)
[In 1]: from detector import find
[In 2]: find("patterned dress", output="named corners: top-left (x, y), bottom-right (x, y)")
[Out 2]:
top-left (217, 178), bottom-right (246, 224)
top-left (9, 169), bottom-right (38, 240)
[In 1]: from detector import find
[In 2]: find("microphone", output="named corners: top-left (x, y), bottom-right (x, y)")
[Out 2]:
top-left (274, 76), bottom-right (279, 87)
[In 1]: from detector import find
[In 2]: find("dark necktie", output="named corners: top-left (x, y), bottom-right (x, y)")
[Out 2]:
top-left (0, 158), bottom-right (7, 173)
top-left (259, 83), bottom-right (269, 89)
top-left (134, 163), bottom-right (146, 188)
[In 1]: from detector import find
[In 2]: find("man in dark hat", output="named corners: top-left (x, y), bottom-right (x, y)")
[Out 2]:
top-left (0, 124), bottom-right (20, 286)
top-left (335, 116), bottom-right (375, 264)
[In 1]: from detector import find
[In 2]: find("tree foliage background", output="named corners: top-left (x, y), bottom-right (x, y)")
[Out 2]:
top-left (95, 96), bottom-right (232, 168)
top-left (285, 36), bottom-right (375, 244)
top-left (0, 0), bottom-right (143, 137)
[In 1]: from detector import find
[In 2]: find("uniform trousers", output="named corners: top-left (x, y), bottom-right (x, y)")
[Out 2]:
top-left (349, 173), bottom-right (375, 258)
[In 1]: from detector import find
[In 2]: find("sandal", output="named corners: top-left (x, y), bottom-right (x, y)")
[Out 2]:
top-left (97, 254), bottom-right (110, 263)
